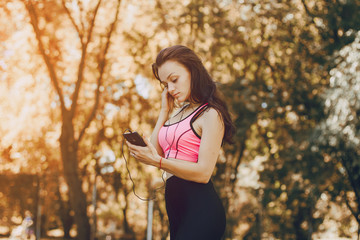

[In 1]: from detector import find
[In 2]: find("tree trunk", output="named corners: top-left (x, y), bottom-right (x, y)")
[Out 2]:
top-left (293, 207), bottom-right (307, 240)
top-left (55, 178), bottom-right (73, 239)
top-left (122, 199), bottom-right (131, 234)
top-left (60, 112), bottom-right (90, 240)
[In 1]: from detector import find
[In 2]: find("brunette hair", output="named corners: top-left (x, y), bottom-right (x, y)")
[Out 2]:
top-left (152, 45), bottom-right (235, 144)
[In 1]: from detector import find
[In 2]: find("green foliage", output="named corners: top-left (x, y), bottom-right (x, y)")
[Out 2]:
top-left (315, 31), bottom-right (360, 228)
top-left (1, 0), bottom-right (360, 239)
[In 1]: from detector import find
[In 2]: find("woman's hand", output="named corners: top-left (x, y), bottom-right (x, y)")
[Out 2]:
top-left (161, 87), bottom-right (174, 114)
top-left (126, 135), bottom-right (161, 168)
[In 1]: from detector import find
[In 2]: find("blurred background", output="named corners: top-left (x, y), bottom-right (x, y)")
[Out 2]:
top-left (0, 0), bottom-right (359, 239)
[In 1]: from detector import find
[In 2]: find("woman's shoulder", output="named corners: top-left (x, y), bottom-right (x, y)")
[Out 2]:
top-left (201, 106), bottom-right (222, 123)
top-left (199, 106), bottom-right (224, 136)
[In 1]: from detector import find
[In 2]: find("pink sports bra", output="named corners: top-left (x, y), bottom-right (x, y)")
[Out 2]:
top-left (158, 103), bottom-right (209, 163)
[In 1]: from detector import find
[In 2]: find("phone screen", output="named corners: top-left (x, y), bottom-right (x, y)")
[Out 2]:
top-left (123, 131), bottom-right (147, 147)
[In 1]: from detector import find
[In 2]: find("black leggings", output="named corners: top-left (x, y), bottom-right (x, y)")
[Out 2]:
top-left (165, 176), bottom-right (226, 240)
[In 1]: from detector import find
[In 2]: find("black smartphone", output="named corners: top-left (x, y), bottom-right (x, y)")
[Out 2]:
top-left (123, 131), bottom-right (147, 147)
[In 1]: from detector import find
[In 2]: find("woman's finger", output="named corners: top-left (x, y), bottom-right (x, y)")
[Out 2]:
top-left (142, 136), bottom-right (156, 153)
top-left (142, 135), bottom-right (150, 145)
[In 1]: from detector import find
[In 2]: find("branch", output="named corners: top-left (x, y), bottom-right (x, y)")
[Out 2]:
top-left (300, 0), bottom-right (327, 37)
top-left (155, 0), bottom-right (169, 32)
top-left (230, 139), bottom-right (246, 184)
top-left (77, 0), bottom-right (122, 143)
top-left (24, 0), bottom-right (66, 113)
top-left (300, 0), bottom-right (315, 20)
top-left (76, 0), bottom-right (86, 36)
top-left (61, 0), bottom-right (84, 44)
top-left (70, 0), bottom-right (102, 120)
top-left (155, 0), bottom-right (171, 41)
top-left (340, 154), bottom-right (360, 212)
top-left (343, 192), bottom-right (360, 224)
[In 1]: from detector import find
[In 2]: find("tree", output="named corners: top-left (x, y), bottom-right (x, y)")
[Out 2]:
top-left (3, 0), bottom-right (359, 238)
top-left (316, 31), bottom-right (360, 238)
top-left (252, 0), bottom-right (360, 238)
top-left (21, 0), bottom-right (121, 238)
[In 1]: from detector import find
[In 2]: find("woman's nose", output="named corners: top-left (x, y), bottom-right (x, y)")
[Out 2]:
top-left (167, 83), bottom-right (175, 93)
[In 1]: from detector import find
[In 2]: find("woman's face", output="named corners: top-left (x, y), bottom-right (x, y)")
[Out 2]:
top-left (158, 60), bottom-right (192, 103)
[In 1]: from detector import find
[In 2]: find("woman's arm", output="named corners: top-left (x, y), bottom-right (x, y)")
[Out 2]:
top-left (127, 108), bottom-right (224, 184)
top-left (150, 109), bottom-right (168, 156)
top-left (150, 87), bottom-right (170, 155)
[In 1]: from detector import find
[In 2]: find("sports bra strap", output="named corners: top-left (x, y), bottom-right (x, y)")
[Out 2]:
top-left (191, 103), bottom-right (209, 123)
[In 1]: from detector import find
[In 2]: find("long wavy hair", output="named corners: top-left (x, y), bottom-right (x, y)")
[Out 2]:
top-left (152, 45), bottom-right (235, 144)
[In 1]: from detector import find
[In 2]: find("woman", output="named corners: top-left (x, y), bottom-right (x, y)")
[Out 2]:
top-left (126, 45), bottom-right (235, 239)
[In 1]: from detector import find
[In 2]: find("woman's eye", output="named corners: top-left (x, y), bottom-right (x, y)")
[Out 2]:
top-left (172, 78), bottom-right (178, 83)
